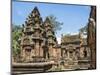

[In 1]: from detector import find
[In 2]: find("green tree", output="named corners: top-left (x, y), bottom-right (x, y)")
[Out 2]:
top-left (47, 15), bottom-right (63, 33)
top-left (12, 24), bottom-right (22, 60)
top-left (79, 25), bottom-right (88, 35)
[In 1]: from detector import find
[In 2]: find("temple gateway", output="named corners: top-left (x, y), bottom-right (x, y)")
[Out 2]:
top-left (12, 6), bottom-right (96, 74)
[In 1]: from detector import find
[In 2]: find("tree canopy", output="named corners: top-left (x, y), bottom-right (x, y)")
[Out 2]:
top-left (79, 25), bottom-right (88, 35)
top-left (47, 15), bottom-right (63, 33)
top-left (12, 24), bottom-right (22, 57)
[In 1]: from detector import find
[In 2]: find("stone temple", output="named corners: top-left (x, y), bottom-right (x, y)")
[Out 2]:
top-left (20, 7), bottom-right (58, 62)
top-left (12, 6), bottom-right (96, 74)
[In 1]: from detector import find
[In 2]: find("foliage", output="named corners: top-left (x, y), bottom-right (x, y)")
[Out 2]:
top-left (47, 15), bottom-right (63, 33)
top-left (12, 24), bottom-right (22, 57)
top-left (79, 25), bottom-right (88, 35)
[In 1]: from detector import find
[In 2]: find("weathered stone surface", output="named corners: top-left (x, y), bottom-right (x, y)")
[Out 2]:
top-left (87, 6), bottom-right (96, 69)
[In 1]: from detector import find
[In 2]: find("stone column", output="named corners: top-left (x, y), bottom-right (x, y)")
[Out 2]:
top-left (49, 45), bottom-right (53, 59)
top-left (35, 41), bottom-right (39, 57)
top-left (39, 45), bottom-right (43, 57)
top-left (68, 51), bottom-right (70, 59)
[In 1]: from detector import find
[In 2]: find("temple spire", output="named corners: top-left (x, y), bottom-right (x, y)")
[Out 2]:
top-left (31, 6), bottom-right (40, 16)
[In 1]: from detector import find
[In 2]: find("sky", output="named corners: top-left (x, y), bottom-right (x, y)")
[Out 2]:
top-left (12, 1), bottom-right (91, 44)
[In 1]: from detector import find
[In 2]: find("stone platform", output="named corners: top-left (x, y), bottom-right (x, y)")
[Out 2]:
top-left (12, 61), bottom-right (54, 74)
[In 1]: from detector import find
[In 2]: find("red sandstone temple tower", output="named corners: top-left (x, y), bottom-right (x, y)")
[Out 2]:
top-left (20, 7), bottom-right (46, 62)
top-left (44, 17), bottom-right (57, 60)
top-left (20, 7), bottom-right (58, 63)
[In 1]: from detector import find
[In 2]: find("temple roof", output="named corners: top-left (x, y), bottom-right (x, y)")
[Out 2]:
top-left (44, 17), bottom-right (51, 23)
top-left (31, 6), bottom-right (40, 16)
top-left (61, 34), bottom-right (80, 43)
top-left (44, 17), bottom-right (53, 26)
